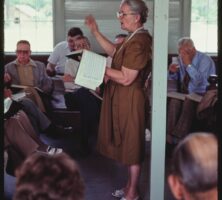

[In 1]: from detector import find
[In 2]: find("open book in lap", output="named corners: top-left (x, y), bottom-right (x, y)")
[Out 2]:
top-left (10, 85), bottom-right (46, 112)
top-left (10, 84), bottom-right (44, 93)
top-left (11, 92), bottom-right (26, 101)
top-left (186, 93), bottom-right (202, 102)
top-left (167, 91), bottom-right (202, 102)
top-left (4, 97), bottom-right (24, 119)
top-left (66, 50), bottom-right (106, 90)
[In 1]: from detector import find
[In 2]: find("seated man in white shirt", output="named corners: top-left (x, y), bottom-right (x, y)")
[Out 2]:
top-left (63, 36), bottom-right (91, 92)
top-left (46, 28), bottom-right (83, 108)
top-left (63, 36), bottom-right (101, 155)
top-left (46, 27), bottom-right (83, 76)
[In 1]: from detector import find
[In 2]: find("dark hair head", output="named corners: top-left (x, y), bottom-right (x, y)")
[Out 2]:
top-left (121, 0), bottom-right (149, 24)
top-left (170, 132), bottom-right (217, 193)
top-left (14, 153), bottom-right (85, 200)
top-left (67, 27), bottom-right (83, 37)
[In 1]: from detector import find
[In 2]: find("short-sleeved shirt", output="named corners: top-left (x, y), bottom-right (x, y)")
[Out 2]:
top-left (97, 30), bottom-right (152, 165)
top-left (48, 41), bottom-right (71, 74)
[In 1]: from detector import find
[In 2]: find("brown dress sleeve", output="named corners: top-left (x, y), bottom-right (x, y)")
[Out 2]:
top-left (122, 34), bottom-right (152, 70)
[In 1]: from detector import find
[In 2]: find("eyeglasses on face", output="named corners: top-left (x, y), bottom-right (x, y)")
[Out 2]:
top-left (16, 50), bottom-right (30, 54)
top-left (116, 11), bottom-right (137, 18)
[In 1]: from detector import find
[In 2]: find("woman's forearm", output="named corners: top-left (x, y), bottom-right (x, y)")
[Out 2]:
top-left (93, 30), bottom-right (116, 56)
top-left (105, 67), bottom-right (138, 86)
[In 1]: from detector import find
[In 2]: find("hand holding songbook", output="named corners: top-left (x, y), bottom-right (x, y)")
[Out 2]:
top-left (67, 49), bottom-right (106, 90)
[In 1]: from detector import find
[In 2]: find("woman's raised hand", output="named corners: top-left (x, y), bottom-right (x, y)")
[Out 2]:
top-left (85, 15), bottom-right (99, 35)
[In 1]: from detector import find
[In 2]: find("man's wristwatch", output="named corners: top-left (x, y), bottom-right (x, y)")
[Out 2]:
top-left (187, 64), bottom-right (192, 68)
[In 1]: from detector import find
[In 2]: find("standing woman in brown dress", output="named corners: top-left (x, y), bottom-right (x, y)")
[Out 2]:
top-left (85, 0), bottom-right (152, 199)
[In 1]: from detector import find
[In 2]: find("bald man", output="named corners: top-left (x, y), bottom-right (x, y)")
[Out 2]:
top-left (168, 132), bottom-right (218, 200)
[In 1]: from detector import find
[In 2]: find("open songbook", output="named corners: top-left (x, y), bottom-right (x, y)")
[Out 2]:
top-left (66, 50), bottom-right (106, 91)
top-left (10, 84), bottom-right (44, 93)
top-left (66, 50), bottom-right (83, 62)
top-left (167, 91), bottom-right (203, 102)
top-left (4, 93), bottom-right (26, 114)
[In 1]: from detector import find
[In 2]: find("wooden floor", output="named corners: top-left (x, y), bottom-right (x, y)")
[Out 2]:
top-left (4, 130), bottom-right (176, 200)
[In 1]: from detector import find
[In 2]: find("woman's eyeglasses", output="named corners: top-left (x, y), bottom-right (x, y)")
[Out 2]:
top-left (116, 11), bottom-right (137, 18)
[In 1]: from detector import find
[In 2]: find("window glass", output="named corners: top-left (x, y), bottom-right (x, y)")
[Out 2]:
top-left (191, 0), bottom-right (217, 53)
top-left (4, 0), bottom-right (53, 53)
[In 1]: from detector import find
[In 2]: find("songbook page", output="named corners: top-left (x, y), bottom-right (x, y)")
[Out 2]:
top-left (167, 91), bottom-right (186, 100)
top-left (167, 91), bottom-right (203, 102)
top-left (186, 93), bottom-right (203, 102)
top-left (66, 50), bottom-right (82, 62)
top-left (11, 92), bottom-right (26, 101)
top-left (75, 50), bottom-right (106, 90)
top-left (11, 84), bottom-right (44, 93)
top-left (4, 97), bottom-right (12, 114)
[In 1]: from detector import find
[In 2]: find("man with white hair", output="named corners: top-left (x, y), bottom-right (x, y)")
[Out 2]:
top-left (167, 37), bottom-right (216, 143)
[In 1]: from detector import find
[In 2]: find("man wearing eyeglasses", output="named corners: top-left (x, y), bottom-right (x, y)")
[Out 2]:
top-left (4, 40), bottom-right (53, 112)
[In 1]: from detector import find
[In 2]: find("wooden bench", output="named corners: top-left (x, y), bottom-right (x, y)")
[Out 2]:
top-left (4, 53), bottom-right (218, 134)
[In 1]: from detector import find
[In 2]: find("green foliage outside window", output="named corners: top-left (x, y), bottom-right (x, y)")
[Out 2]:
top-left (192, 0), bottom-right (217, 23)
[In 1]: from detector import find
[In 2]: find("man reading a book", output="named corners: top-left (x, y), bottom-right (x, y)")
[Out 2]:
top-left (46, 27), bottom-right (83, 76)
top-left (63, 36), bottom-right (101, 155)
top-left (167, 37), bottom-right (216, 144)
top-left (63, 36), bottom-right (91, 92)
top-left (4, 40), bottom-right (53, 112)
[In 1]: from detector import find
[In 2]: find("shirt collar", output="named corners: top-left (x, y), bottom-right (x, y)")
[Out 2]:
top-left (192, 51), bottom-right (200, 66)
top-left (15, 59), bottom-right (37, 67)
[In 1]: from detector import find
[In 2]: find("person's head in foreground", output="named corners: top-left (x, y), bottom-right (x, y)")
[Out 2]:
top-left (168, 132), bottom-right (218, 200)
top-left (14, 152), bottom-right (85, 200)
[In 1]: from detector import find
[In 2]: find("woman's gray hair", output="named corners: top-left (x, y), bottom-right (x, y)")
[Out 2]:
top-left (121, 0), bottom-right (149, 24)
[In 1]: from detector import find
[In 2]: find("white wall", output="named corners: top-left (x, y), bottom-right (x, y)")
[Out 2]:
top-left (53, 0), bottom-right (191, 54)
